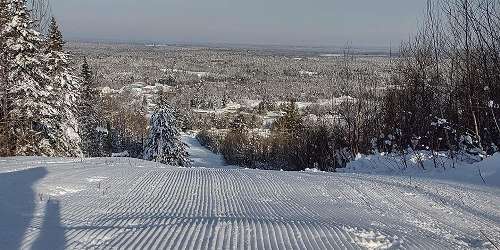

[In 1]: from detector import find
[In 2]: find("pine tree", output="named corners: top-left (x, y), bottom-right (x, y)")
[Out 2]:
top-left (274, 100), bottom-right (301, 134)
top-left (144, 107), bottom-right (190, 167)
top-left (47, 17), bottom-right (64, 52)
top-left (79, 57), bottom-right (102, 156)
top-left (45, 16), bottom-right (82, 156)
top-left (0, 0), bottom-right (59, 155)
top-left (230, 112), bottom-right (247, 132)
top-left (0, 0), bottom-right (9, 35)
top-left (0, 0), bottom-right (7, 24)
top-left (271, 100), bottom-right (303, 170)
top-left (0, 0), bottom-right (8, 41)
top-left (156, 88), bottom-right (169, 108)
top-left (80, 57), bottom-right (93, 84)
top-left (222, 112), bottom-right (251, 165)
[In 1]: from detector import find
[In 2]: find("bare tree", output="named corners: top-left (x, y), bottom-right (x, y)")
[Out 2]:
top-left (28, 0), bottom-right (52, 32)
top-left (384, 0), bottom-right (500, 157)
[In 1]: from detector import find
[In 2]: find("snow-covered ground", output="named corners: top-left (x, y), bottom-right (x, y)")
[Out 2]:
top-left (0, 152), bottom-right (499, 249)
top-left (182, 133), bottom-right (238, 169)
top-left (339, 152), bottom-right (500, 188)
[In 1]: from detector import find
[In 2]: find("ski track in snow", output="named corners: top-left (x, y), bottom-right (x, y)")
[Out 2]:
top-left (0, 155), bottom-right (499, 249)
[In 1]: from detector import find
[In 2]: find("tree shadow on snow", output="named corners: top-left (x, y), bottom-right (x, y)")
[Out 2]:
top-left (31, 199), bottom-right (65, 250)
top-left (0, 167), bottom-right (49, 249)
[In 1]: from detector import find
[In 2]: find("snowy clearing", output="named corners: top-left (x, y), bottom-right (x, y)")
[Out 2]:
top-left (0, 156), bottom-right (499, 249)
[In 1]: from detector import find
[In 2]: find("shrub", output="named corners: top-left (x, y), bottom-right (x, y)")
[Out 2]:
top-left (196, 129), bottom-right (226, 154)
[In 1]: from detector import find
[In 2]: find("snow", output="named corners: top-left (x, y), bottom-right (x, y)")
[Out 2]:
top-left (48, 186), bottom-right (84, 196)
top-left (100, 82), bottom-right (170, 97)
top-left (474, 153), bottom-right (500, 186)
top-left (0, 153), bottom-right (499, 249)
top-left (299, 70), bottom-right (318, 76)
top-left (95, 126), bottom-right (108, 134)
top-left (162, 68), bottom-right (217, 78)
top-left (182, 133), bottom-right (238, 169)
top-left (111, 151), bottom-right (129, 157)
top-left (85, 176), bottom-right (108, 183)
top-left (274, 96), bottom-right (357, 111)
top-left (100, 82), bottom-right (171, 116)
top-left (242, 99), bottom-right (262, 109)
top-left (192, 101), bottom-right (242, 115)
top-left (339, 152), bottom-right (500, 188)
top-left (320, 53), bottom-right (344, 57)
top-left (1, 140), bottom-right (499, 249)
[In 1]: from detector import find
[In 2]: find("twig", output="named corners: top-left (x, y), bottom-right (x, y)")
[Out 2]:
top-left (480, 230), bottom-right (499, 250)
top-left (478, 167), bottom-right (487, 185)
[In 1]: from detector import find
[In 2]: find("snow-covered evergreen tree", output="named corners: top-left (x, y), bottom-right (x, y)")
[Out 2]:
top-left (0, 0), bottom-right (82, 156)
top-left (46, 17), bottom-right (64, 52)
top-left (78, 57), bottom-right (102, 156)
top-left (0, 0), bottom-right (8, 44)
top-left (144, 107), bottom-right (190, 167)
top-left (0, 0), bottom-right (9, 38)
top-left (0, 0), bottom-right (59, 155)
top-left (45, 16), bottom-right (82, 156)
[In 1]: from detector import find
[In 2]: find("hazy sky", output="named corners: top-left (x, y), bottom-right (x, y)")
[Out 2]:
top-left (51, 0), bottom-right (426, 47)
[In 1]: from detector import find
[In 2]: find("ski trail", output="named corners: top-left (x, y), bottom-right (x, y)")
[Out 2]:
top-left (0, 157), bottom-right (499, 249)
top-left (182, 133), bottom-right (239, 169)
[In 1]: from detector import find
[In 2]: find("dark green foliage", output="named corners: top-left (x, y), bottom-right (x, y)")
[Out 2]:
top-left (221, 128), bottom-right (251, 166)
top-left (79, 57), bottom-right (103, 157)
top-left (47, 17), bottom-right (64, 52)
top-left (229, 113), bottom-right (247, 131)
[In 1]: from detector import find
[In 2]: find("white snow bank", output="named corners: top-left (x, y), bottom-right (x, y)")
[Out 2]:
top-left (48, 186), bottom-right (85, 196)
top-left (474, 153), bottom-right (500, 186)
top-left (112, 151), bottom-right (129, 157)
top-left (339, 152), bottom-right (500, 187)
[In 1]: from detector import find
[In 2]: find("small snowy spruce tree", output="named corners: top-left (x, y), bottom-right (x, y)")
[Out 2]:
top-left (144, 107), bottom-right (190, 167)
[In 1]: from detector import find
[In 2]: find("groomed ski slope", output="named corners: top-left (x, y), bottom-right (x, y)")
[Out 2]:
top-left (0, 155), bottom-right (499, 249)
